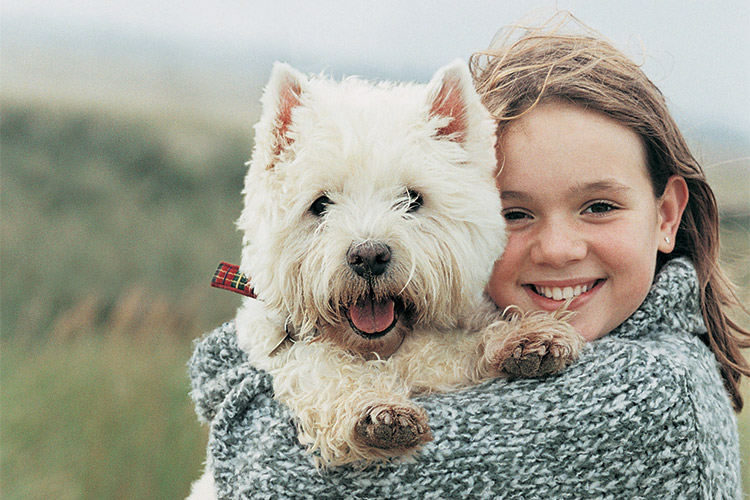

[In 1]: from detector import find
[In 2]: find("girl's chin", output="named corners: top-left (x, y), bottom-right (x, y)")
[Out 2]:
top-left (518, 287), bottom-right (609, 341)
top-left (570, 321), bottom-right (602, 341)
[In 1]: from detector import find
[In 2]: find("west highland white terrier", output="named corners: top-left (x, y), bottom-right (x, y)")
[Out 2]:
top-left (189, 59), bottom-right (583, 498)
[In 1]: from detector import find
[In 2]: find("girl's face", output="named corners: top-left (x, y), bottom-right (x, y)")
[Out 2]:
top-left (487, 102), bottom-right (686, 341)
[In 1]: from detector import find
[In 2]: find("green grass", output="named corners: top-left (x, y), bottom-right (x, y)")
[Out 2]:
top-left (1, 333), bottom-right (207, 500)
top-left (1, 101), bottom-right (243, 498)
top-left (1, 99), bottom-right (748, 497)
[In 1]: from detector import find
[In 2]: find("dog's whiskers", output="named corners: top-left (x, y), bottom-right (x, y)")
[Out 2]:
top-left (399, 253), bottom-right (418, 297)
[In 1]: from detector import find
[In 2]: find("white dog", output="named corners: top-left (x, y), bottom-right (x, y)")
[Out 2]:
top-left (189, 60), bottom-right (582, 498)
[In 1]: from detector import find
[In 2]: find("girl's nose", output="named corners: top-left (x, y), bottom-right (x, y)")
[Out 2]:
top-left (529, 220), bottom-right (587, 268)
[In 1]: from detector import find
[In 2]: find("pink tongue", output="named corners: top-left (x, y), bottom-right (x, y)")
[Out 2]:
top-left (349, 297), bottom-right (395, 334)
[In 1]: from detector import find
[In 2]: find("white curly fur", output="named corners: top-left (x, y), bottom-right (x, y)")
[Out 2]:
top-left (189, 60), bottom-right (583, 499)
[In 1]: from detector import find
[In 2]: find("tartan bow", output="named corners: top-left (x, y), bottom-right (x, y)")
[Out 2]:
top-left (210, 262), bottom-right (256, 298)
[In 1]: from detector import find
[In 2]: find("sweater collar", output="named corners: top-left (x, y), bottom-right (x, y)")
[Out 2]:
top-left (609, 257), bottom-right (706, 340)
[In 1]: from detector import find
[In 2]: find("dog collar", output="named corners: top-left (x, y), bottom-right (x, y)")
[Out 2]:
top-left (211, 262), bottom-right (256, 298)
top-left (211, 262), bottom-right (294, 356)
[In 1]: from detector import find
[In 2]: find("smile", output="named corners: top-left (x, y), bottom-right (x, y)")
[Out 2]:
top-left (530, 280), bottom-right (603, 301)
top-left (345, 293), bottom-right (401, 340)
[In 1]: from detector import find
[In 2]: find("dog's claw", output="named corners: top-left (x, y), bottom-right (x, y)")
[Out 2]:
top-left (483, 316), bottom-right (583, 379)
top-left (355, 404), bottom-right (432, 450)
top-left (500, 340), bottom-right (573, 377)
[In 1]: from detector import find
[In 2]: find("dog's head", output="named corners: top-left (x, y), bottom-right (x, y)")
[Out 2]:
top-left (238, 60), bottom-right (504, 357)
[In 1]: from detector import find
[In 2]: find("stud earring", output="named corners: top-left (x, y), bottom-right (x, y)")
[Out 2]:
top-left (665, 236), bottom-right (671, 244)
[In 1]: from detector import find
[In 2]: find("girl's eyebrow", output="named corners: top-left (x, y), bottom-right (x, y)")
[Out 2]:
top-left (571, 180), bottom-right (633, 196)
top-left (500, 180), bottom-right (633, 202)
top-left (499, 190), bottom-right (530, 202)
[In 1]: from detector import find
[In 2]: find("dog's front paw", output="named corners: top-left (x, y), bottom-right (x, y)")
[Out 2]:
top-left (498, 338), bottom-right (574, 377)
top-left (484, 312), bottom-right (584, 378)
top-left (355, 404), bottom-right (432, 451)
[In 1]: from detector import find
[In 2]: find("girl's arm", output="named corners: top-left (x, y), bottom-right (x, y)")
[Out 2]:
top-left (188, 317), bottom-right (741, 499)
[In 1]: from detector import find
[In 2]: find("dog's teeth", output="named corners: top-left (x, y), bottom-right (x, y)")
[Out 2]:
top-left (382, 413), bottom-right (392, 425)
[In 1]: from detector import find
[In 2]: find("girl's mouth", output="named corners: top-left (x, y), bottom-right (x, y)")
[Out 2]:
top-left (528, 279), bottom-right (605, 302)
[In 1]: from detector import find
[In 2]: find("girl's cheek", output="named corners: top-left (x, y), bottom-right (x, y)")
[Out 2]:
top-left (500, 229), bottom-right (527, 257)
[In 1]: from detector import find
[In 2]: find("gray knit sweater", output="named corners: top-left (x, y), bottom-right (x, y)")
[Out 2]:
top-left (189, 258), bottom-right (742, 499)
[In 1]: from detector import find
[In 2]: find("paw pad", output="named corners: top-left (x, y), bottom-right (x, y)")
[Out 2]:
top-left (355, 404), bottom-right (432, 450)
top-left (501, 342), bottom-right (571, 377)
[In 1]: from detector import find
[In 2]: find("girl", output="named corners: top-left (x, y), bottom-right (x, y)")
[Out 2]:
top-left (475, 17), bottom-right (750, 412)
top-left (188, 14), bottom-right (748, 499)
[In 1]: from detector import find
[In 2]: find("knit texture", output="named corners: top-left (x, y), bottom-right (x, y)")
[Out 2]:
top-left (188, 258), bottom-right (742, 499)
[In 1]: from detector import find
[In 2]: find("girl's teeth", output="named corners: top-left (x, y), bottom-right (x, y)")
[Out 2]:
top-left (537, 283), bottom-right (591, 300)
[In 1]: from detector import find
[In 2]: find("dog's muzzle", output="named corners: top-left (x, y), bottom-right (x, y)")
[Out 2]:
top-left (345, 241), bottom-right (400, 339)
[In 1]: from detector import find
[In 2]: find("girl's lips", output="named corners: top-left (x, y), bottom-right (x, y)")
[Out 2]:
top-left (524, 279), bottom-right (605, 310)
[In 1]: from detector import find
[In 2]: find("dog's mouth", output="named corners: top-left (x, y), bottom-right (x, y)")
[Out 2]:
top-left (345, 293), bottom-right (401, 340)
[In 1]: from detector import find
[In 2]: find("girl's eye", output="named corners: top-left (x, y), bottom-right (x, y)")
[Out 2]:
top-left (310, 195), bottom-right (332, 216)
top-left (502, 209), bottom-right (532, 222)
top-left (583, 201), bottom-right (618, 215)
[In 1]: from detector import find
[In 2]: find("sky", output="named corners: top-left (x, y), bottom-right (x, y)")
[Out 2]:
top-left (3, 0), bottom-right (750, 135)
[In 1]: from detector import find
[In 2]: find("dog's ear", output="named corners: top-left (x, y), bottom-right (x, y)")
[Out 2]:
top-left (259, 62), bottom-right (307, 169)
top-left (426, 59), bottom-right (479, 143)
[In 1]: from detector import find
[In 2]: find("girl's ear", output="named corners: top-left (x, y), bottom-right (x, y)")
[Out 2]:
top-left (657, 175), bottom-right (689, 253)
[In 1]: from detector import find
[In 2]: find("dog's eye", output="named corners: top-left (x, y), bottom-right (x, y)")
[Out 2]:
top-left (310, 195), bottom-right (332, 216)
top-left (406, 189), bottom-right (423, 213)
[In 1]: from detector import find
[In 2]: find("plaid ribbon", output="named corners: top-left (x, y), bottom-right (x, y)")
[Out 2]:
top-left (211, 262), bottom-right (256, 298)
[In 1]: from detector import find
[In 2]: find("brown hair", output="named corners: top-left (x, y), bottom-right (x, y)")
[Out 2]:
top-left (470, 12), bottom-right (750, 411)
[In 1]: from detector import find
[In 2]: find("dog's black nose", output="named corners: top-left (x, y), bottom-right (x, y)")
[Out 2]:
top-left (347, 241), bottom-right (391, 277)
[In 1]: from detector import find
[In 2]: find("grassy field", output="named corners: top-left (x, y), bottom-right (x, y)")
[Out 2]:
top-left (1, 101), bottom-right (246, 499)
top-left (1, 332), bottom-right (207, 499)
top-left (1, 99), bottom-right (748, 499)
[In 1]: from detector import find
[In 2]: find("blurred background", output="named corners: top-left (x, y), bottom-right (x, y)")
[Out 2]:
top-left (1, 0), bottom-right (748, 498)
